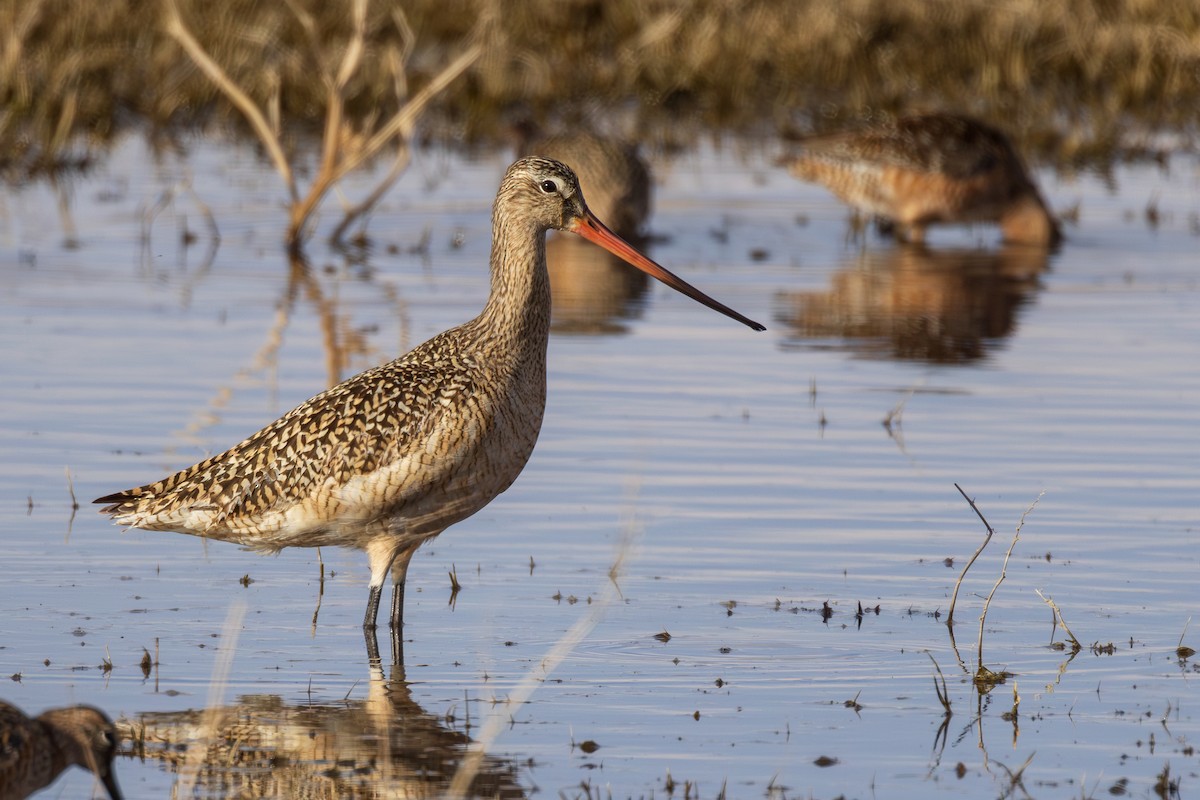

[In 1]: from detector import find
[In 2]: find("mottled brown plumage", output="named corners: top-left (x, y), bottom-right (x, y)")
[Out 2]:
top-left (96, 157), bottom-right (763, 633)
top-left (782, 114), bottom-right (1060, 246)
top-left (0, 702), bottom-right (121, 800)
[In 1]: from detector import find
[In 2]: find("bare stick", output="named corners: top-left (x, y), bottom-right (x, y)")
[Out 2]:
top-left (881, 382), bottom-right (918, 441)
top-left (161, 0), bottom-right (296, 201)
top-left (330, 41), bottom-right (414, 245)
top-left (977, 492), bottom-right (1043, 667)
top-left (330, 142), bottom-right (411, 245)
top-left (947, 483), bottom-right (995, 627)
top-left (290, 23), bottom-right (480, 246)
top-left (1035, 589), bottom-right (1081, 652)
top-left (64, 466), bottom-right (78, 509)
top-left (311, 548), bottom-right (325, 634)
top-left (925, 650), bottom-right (953, 767)
top-left (977, 520), bottom-right (1020, 666)
top-left (927, 652), bottom-right (952, 713)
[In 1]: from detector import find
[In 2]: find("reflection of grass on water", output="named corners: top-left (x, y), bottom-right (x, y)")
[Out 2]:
top-left (3, 0), bottom-right (1199, 178)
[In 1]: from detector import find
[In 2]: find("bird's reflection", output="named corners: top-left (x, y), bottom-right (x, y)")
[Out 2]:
top-left (774, 244), bottom-right (1050, 363)
top-left (119, 634), bottom-right (525, 799)
top-left (546, 233), bottom-right (650, 334)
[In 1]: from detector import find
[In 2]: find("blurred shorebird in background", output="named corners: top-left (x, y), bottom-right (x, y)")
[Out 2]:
top-left (781, 113), bottom-right (1060, 247)
top-left (0, 701), bottom-right (121, 800)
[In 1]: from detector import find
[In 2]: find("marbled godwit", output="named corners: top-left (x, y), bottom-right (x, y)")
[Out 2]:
top-left (95, 157), bottom-right (764, 634)
top-left (781, 114), bottom-right (1060, 246)
top-left (0, 702), bottom-right (121, 800)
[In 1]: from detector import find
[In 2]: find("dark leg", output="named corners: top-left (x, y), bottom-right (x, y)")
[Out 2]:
top-left (389, 579), bottom-right (405, 630)
top-left (389, 623), bottom-right (404, 667)
top-left (363, 583), bottom-right (383, 630)
top-left (364, 536), bottom-right (403, 631)
top-left (388, 546), bottom-right (417, 630)
top-left (364, 624), bottom-right (382, 667)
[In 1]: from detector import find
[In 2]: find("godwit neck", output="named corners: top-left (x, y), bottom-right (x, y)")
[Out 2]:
top-left (475, 165), bottom-right (556, 352)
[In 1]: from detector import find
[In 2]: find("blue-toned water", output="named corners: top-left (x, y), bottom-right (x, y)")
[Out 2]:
top-left (1, 136), bottom-right (1197, 798)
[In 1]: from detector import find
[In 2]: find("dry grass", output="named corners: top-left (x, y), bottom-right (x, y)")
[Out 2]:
top-left (3, 0), bottom-right (1199, 182)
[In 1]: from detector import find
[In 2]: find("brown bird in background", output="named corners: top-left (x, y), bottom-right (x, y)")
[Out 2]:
top-left (0, 701), bottom-right (121, 800)
top-left (517, 129), bottom-right (655, 332)
top-left (519, 130), bottom-right (652, 239)
top-left (781, 113), bottom-right (1060, 247)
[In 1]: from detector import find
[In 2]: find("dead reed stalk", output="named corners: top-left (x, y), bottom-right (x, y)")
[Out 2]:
top-left (946, 483), bottom-right (994, 628)
top-left (976, 496), bottom-right (1040, 668)
top-left (1035, 588), bottom-right (1081, 652)
top-left (161, 0), bottom-right (481, 251)
top-left (948, 486), bottom-right (1043, 690)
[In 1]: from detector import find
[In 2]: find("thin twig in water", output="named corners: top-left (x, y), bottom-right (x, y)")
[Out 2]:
top-left (993, 752), bottom-right (1035, 800)
top-left (64, 466), bottom-right (78, 509)
top-left (976, 492), bottom-right (1042, 680)
top-left (947, 483), bottom-right (996, 628)
top-left (311, 549), bottom-right (325, 634)
top-left (881, 382), bottom-right (919, 447)
top-left (927, 652), bottom-right (952, 714)
top-left (1035, 589), bottom-right (1081, 652)
top-left (1176, 617), bottom-right (1197, 659)
top-left (448, 563), bottom-right (462, 609)
top-left (977, 509), bottom-right (1024, 665)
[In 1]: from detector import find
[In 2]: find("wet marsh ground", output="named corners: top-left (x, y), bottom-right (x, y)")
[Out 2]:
top-left (1, 135), bottom-right (1198, 798)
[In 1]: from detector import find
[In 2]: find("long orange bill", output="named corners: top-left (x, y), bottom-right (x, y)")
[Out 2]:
top-left (569, 213), bottom-right (766, 332)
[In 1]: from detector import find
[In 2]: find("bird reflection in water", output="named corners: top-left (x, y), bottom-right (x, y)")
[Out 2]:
top-left (544, 234), bottom-right (653, 334)
top-left (520, 130), bottom-right (654, 334)
top-left (119, 637), bottom-right (524, 799)
top-left (773, 245), bottom-right (1051, 363)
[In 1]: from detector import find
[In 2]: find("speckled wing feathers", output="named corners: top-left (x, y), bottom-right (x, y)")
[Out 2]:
top-left (96, 329), bottom-right (484, 544)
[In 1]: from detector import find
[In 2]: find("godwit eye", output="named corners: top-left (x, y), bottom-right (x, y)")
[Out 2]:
top-left (539, 179), bottom-right (559, 193)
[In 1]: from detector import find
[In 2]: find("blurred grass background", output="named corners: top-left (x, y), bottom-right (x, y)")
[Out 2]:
top-left (3, 0), bottom-right (1199, 180)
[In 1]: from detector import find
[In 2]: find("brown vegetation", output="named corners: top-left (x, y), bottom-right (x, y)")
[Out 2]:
top-left (3, 0), bottom-right (1199, 181)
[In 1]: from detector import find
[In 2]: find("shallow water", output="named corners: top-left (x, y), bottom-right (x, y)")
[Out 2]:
top-left (1, 136), bottom-right (1198, 799)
